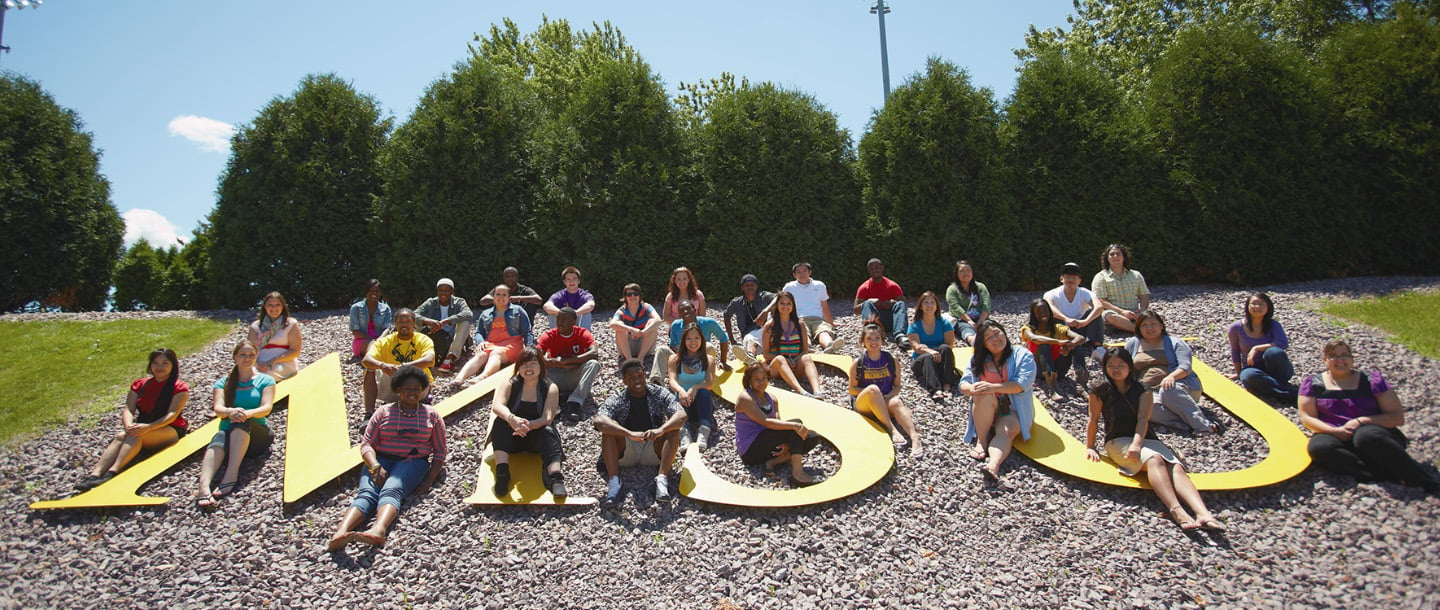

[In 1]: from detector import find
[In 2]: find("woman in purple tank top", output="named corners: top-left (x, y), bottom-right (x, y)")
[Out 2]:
top-left (734, 365), bottom-right (821, 486)
top-left (848, 323), bottom-right (921, 455)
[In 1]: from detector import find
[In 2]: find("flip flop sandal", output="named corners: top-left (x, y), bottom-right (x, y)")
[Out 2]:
top-left (211, 482), bottom-right (237, 498)
top-left (1198, 517), bottom-right (1227, 532)
top-left (196, 496), bottom-right (217, 509)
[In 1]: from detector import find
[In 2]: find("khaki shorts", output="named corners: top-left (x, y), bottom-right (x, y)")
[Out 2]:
top-left (618, 438), bottom-right (663, 467)
top-left (800, 316), bottom-right (834, 343)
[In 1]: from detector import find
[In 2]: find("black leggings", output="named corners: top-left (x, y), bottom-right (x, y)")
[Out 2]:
top-left (1308, 424), bottom-right (1436, 486)
top-left (741, 420), bottom-right (821, 465)
top-left (910, 349), bottom-right (959, 393)
top-left (489, 419), bottom-right (565, 467)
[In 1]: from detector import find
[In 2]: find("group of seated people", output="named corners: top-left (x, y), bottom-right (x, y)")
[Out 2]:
top-left (72, 249), bottom-right (1439, 552)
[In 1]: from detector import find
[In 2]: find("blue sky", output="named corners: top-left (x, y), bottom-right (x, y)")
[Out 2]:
top-left (2, 1), bottom-right (1073, 247)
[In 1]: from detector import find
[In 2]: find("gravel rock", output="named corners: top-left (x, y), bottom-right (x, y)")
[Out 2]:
top-left (2, 277), bottom-right (1439, 608)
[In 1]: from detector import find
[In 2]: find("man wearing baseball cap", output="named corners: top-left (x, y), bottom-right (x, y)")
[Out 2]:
top-left (415, 278), bottom-right (474, 373)
top-left (723, 274), bottom-right (774, 363)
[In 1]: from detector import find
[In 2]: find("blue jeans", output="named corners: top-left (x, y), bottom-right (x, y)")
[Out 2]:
top-left (351, 456), bottom-right (429, 515)
top-left (1032, 345), bottom-right (1074, 378)
top-left (683, 388), bottom-right (715, 432)
top-left (1240, 347), bottom-right (1296, 403)
top-left (860, 300), bottom-right (909, 342)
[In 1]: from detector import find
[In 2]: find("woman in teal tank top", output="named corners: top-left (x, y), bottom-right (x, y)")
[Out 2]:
top-left (668, 323), bottom-right (717, 451)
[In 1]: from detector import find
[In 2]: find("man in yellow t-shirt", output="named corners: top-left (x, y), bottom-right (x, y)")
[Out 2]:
top-left (362, 308), bottom-right (435, 414)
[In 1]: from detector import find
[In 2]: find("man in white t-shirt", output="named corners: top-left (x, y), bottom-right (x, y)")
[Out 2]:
top-left (1043, 262), bottom-right (1106, 383)
top-left (780, 262), bottom-right (845, 354)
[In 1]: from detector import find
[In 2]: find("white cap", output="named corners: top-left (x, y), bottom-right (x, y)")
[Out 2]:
top-left (437, 278), bottom-right (455, 289)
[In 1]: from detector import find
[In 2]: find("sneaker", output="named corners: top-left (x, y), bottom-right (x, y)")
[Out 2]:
top-left (563, 400), bottom-right (583, 423)
top-left (492, 464), bottom-right (511, 497)
top-left (1074, 364), bottom-right (1090, 390)
top-left (733, 347), bottom-right (758, 366)
top-left (822, 337), bottom-right (847, 354)
top-left (438, 356), bottom-right (455, 373)
top-left (696, 425), bottom-right (712, 452)
top-left (679, 426), bottom-right (693, 448)
top-left (74, 472), bottom-right (113, 492)
top-left (601, 476), bottom-right (622, 507)
top-left (654, 474), bottom-right (672, 503)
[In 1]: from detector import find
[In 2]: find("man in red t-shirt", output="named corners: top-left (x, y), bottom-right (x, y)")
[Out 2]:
top-left (537, 307), bottom-right (602, 421)
top-left (853, 258), bottom-right (909, 346)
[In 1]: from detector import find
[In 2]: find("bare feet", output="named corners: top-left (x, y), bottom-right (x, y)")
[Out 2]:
top-left (1170, 506), bottom-right (1201, 531)
top-left (351, 528), bottom-right (387, 547)
top-left (1195, 513), bottom-right (1226, 531)
top-left (325, 532), bottom-right (352, 552)
top-left (979, 464), bottom-right (999, 485)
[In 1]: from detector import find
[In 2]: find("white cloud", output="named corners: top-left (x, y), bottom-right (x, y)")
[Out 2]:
top-left (122, 209), bottom-right (183, 247)
top-left (167, 115), bottom-right (235, 153)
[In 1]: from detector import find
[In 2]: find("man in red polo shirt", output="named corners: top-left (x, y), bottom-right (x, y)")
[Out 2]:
top-left (853, 258), bottom-right (908, 346)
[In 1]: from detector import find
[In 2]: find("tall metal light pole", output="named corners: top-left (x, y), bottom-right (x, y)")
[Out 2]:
top-left (1, 0), bottom-right (44, 64)
top-left (870, 0), bottom-right (892, 102)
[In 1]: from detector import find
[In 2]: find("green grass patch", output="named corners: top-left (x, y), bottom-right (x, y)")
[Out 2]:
top-left (0, 317), bottom-right (235, 448)
top-left (1319, 289), bottom-right (1440, 360)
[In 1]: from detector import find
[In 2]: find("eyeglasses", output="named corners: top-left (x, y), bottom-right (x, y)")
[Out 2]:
top-left (625, 292), bottom-right (640, 297)
top-left (1326, 354), bottom-right (1353, 360)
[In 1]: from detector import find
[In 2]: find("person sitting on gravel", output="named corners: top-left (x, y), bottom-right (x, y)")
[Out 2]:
top-left (362, 309), bottom-right (435, 415)
top-left (961, 320), bottom-right (1037, 487)
top-left (327, 365), bottom-right (447, 551)
top-left (456, 284), bottom-right (535, 385)
top-left (1124, 310), bottom-right (1220, 436)
top-left (944, 260), bottom-right (990, 346)
top-left (1091, 244), bottom-right (1150, 334)
top-left (489, 348), bottom-right (567, 498)
top-left (195, 340), bottom-right (275, 508)
top-left (762, 290), bottom-right (824, 397)
top-left (1020, 298), bottom-right (1084, 397)
top-left (1227, 292), bottom-right (1298, 405)
top-left (248, 291), bottom-right (302, 380)
top-left (348, 278), bottom-right (392, 359)
top-left (593, 359), bottom-right (686, 507)
top-left (1043, 262), bottom-right (1104, 373)
top-left (723, 273), bottom-right (776, 361)
top-left (906, 291), bottom-right (960, 397)
top-left (851, 323), bottom-right (921, 456)
top-left (782, 262), bottom-right (844, 353)
top-left (668, 323), bottom-right (718, 451)
top-left (74, 348), bottom-right (191, 492)
top-left (609, 283), bottom-right (662, 364)
top-left (1085, 347), bottom-right (1227, 531)
top-left (853, 258), bottom-right (909, 346)
top-left (734, 364), bottom-right (820, 487)
top-left (537, 307), bottom-right (602, 422)
top-left (415, 278), bottom-right (473, 375)
top-left (480, 267), bottom-right (544, 326)
top-left (543, 266), bottom-right (597, 330)
top-left (1298, 339), bottom-right (1440, 494)
top-left (661, 266), bottom-right (707, 324)
top-left (652, 299), bottom-right (740, 377)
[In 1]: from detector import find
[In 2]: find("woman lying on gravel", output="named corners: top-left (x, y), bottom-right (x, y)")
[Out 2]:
top-left (733, 365), bottom-right (819, 486)
top-left (75, 348), bottom-right (190, 492)
top-left (1124, 310), bottom-right (1220, 436)
top-left (196, 340), bottom-right (274, 508)
top-left (762, 290), bottom-right (823, 397)
top-left (961, 320), bottom-right (1036, 486)
top-left (669, 323), bottom-right (717, 451)
top-left (1227, 292), bottom-right (1297, 405)
top-left (248, 291), bottom-right (302, 380)
top-left (490, 349), bottom-right (566, 498)
top-left (906, 291), bottom-right (959, 397)
top-left (851, 323), bottom-right (921, 455)
top-left (328, 365), bottom-right (447, 551)
top-left (610, 283), bottom-right (662, 363)
top-left (1298, 339), bottom-right (1440, 494)
top-left (1085, 347), bottom-right (1226, 531)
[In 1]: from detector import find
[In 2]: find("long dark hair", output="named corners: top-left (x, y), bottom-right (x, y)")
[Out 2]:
top-left (224, 339), bottom-right (257, 409)
top-left (146, 348), bottom-right (181, 419)
top-left (769, 290), bottom-right (803, 354)
top-left (915, 290), bottom-right (942, 322)
top-left (677, 323), bottom-right (710, 373)
top-left (1134, 309), bottom-right (1168, 338)
top-left (970, 319), bottom-right (1013, 375)
top-left (1095, 346), bottom-right (1139, 402)
top-left (1244, 292), bottom-right (1275, 334)
top-left (952, 260), bottom-right (977, 295)
top-left (1100, 243), bottom-right (1131, 272)
top-left (1026, 298), bottom-right (1055, 334)
top-left (256, 291), bottom-right (291, 327)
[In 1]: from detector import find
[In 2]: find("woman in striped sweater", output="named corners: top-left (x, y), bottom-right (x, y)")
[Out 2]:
top-left (327, 365), bottom-right (447, 552)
